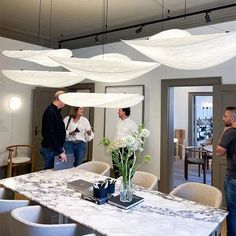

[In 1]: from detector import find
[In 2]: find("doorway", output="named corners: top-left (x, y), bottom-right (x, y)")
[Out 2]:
top-left (159, 77), bottom-right (222, 194)
top-left (173, 88), bottom-right (213, 187)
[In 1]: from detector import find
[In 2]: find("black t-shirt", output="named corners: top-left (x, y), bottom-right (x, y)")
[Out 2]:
top-left (41, 103), bottom-right (66, 155)
top-left (219, 128), bottom-right (236, 179)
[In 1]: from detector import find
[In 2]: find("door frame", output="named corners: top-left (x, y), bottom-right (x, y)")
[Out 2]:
top-left (159, 77), bottom-right (221, 193)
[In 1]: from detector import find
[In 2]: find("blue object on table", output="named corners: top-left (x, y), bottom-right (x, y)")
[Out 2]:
top-left (93, 186), bottom-right (108, 198)
top-left (108, 183), bottom-right (115, 194)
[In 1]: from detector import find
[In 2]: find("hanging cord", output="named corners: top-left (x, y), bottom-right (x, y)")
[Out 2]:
top-left (37, 0), bottom-right (42, 41)
top-left (161, 0), bottom-right (164, 30)
top-left (101, 0), bottom-right (109, 57)
top-left (49, 0), bottom-right (53, 48)
top-left (151, 0), bottom-right (169, 12)
top-left (184, 0), bottom-right (187, 19)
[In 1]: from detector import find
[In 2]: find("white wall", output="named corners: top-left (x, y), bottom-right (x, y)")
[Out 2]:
top-left (1, 21), bottom-right (236, 179)
top-left (0, 37), bottom-right (48, 165)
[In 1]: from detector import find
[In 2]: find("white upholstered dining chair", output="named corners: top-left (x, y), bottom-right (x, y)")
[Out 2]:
top-left (118, 171), bottom-right (158, 190)
top-left (169, 182), bottom-right (223, 236)
top-left (0, 187), bottom-right (14, 199)
top-left (169, 182), bottom-right (222, 208)
top-left (10, 205), bottom-right (96, 236)
top-left (0, 188), bottom-right (30, 236)
top-left (77, 161), bottom-right (110, 176)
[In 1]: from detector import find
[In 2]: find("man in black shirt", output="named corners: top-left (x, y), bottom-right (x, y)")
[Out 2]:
top-left (40, 91), bottom-right (67, 169)
top-left (216, 107), bottom-right (236, 236)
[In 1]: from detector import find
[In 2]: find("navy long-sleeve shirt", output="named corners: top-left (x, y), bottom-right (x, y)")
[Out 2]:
top-left (41, 103), bottom-right (66, 155)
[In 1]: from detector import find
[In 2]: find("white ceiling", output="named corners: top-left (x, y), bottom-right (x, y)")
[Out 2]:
top-left (0, 0), bottom-right (236, 49)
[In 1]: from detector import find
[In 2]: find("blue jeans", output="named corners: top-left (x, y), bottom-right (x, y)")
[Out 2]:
top-left (40, 146), bottom-right (56, 169)
top-left (224, 176), bottom-right (236, 236)
top-left (64, 141), bottom-right (86, 167)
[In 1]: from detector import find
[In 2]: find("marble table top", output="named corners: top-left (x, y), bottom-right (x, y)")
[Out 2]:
top-left (0, 168), bottom-right (227, 236)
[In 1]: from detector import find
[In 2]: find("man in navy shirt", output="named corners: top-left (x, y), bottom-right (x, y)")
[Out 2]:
top-left (40, 91), bottom-right (67, 169)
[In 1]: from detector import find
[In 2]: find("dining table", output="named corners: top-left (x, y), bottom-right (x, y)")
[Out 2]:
top-left (0, 167), bottom-right (227, 236)
top-left (203, 144), bottom-right (213, 153)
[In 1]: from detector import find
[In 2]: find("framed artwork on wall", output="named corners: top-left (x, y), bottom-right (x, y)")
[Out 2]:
top-left (104, 85), bottom-right (145, 139)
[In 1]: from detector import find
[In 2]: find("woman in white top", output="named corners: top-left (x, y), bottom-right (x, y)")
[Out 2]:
top-left (64, 107), bottom-right (94, 166)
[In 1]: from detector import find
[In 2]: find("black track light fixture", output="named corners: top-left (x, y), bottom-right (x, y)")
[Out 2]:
top-left (136, 25), bottom-right (143, 34)
top-left (205, 12), bottom-right (211, 23)
top-left (95, 35), bottom-right (99, 43)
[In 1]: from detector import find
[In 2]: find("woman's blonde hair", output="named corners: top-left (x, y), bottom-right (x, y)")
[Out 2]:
top-left (69, 107), bottom-right (80, 118)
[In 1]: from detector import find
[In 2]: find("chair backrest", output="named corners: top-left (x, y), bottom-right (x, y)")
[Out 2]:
top-left (0, 187), bottom-right (15, 199)
top-left (10, 205), bottom-right (83, 236)
top-left (169, 182), bottom-right (222, 208)
top-left (185, 146), bottom-right (208, 164)
top-left (132, 171), bottom-right (158, 190)
top-left (7, 144), bottom-right (35, 177)
top-left (77, 161), bottom-right (110, 176)
top-left (117, 171), bottom-right (158, 190)
top-left (0, 188), bottom-right (30, 236)
top-left (185, 146), bottom-right (204, 157)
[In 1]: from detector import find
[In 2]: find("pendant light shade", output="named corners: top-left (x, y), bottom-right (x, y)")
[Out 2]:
top-left (59, 92), bottom-right (144, 108)
top-left (50, 53), bottom-right (159, 82)
top-left (2, 49), bottom-right (73, 67)
top-left (123, 29), bottom-right (236, 70)
top-left (2, 70), bottom-right (84, 87)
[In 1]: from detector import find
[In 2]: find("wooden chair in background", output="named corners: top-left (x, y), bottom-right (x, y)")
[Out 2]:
top-left (7, 145), bottom-right (35, 177)
top-left (184, 146), bottom-right (207, 184)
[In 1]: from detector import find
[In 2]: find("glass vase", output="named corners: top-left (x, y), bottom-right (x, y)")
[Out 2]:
top-left (120, 178), bottom-right (133, 202)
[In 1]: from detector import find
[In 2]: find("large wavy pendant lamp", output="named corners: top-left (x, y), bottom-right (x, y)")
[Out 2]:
top-left (2, 49), bottom-right (72, 67)
top-left (59, 92), bottom-right (144, 108)
top-left (123, 29), bottom-right (236, 70)
top-left (2, 70), bottom-right (84, 87)
top-left (50, 53), bottom-right (159, 83)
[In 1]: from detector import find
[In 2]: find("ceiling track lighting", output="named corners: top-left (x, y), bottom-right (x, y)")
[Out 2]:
top-left (95, 35), bottom-right (99, 43)
top-left (205, 12), bottom-right (211, 23)
top-left (136, 25), bottom-right (143, 34)
top-left (58, 3), bottom-right (236, 47)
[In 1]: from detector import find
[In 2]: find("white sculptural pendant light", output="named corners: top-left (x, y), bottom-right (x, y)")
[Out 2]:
top-left (59, 92), bottom-right (144, 108)
top-left (50, 53), bottom-right (159, 82)
top-left (123, 29), bottom-right (236, 70)
top-left (2, 49), bottom-right (72, 67)
top-left (2, 70), bottom-right (84, 87)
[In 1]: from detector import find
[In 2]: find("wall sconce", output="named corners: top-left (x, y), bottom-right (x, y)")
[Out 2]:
top-left (9, 96), bottom-right (22, 111)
